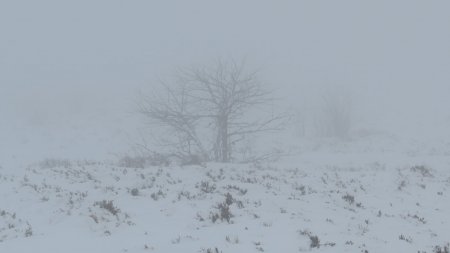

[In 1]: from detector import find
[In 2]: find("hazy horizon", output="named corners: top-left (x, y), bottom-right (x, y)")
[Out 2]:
top-left (2, 0), bottom-right (450, 165)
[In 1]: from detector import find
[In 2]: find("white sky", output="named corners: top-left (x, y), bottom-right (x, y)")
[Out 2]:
top-left (1, 0), bottom-right (450, 164)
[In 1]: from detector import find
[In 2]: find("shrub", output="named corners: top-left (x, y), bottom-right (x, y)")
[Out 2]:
top-left (95, 200), bottom-right (120, 216)
top-left (299, 230), bottom-right (320, 249)
top-left (218, 203), bottom-right (232, 223)
top-left (310, 235), bottom-right (320, 248)
top-left (39, 158), bottom-right (71, 169)
top-left (130, 188), bottom-right (139, 196)
top-left (434, 244), bottom-right (450, 253)
top-left (411, 165), bottom-right (433, 177)
top-left (399, 234), bottom-right (412, 243)
top-left (210, 194), bottom-right (236, 223)
top-left (205, 248), bottom-right (221, 253)
top-left (24, 226), bottom-right (33, 237)
top-left (150, 189), bottom-right (166, 201)
top-left (342, 193), bottom-right (355, 205)
top-left (119, 156), bottom-right (147, 168)
top-left (197, 181), bottom-right (216, 193)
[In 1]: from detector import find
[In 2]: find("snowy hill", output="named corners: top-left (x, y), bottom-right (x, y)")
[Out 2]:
top-left (1, 153), bottom-right (449, 253)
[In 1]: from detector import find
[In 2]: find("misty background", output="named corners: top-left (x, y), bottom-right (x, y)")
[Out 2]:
top-left (2, 0), bottom-right (450, 166)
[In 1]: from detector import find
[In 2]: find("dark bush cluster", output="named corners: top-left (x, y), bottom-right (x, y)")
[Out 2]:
top-left (39, 158), bottom-right (71, 169)
top-left (210, 193), bottom-right (241, 223)
top-left (434, 244), bottom-right (450, 253)
top-left (95, 200), bottom-right (120, 216)
top-left (197, 181), bottom-right (217, 194)
top-left (411, 165), bottom-right (433, 178)
top-left (205, 248), bottom-right (221, 253)
top-left (299, 230), bottom-right (321, 249)
top-left (342, 193), bottom-right (355, 205)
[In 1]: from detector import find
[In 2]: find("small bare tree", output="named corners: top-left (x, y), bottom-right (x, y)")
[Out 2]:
top-left (314, 89), bottom-right (352, 139)
top-left (139, 59), bottom-right (282, 163)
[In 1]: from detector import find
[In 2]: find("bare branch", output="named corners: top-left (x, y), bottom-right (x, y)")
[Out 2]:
top-left (138, 58), bottom-right (283, 163)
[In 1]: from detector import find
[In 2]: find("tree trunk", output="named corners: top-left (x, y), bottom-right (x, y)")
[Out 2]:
top-left (221, 117), bottom-right (229, 162)
top-left (215, 114), bottom-right (230, 163)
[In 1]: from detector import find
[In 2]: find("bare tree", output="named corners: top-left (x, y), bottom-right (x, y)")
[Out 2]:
top-left (138, 59), bottom-right (282, 163)
top-left (314, 89), bottom-right (352, 139)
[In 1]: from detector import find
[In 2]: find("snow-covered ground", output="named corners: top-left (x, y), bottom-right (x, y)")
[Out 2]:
top-left (1, 100), bottom-right (449, 253)
top-left (1, 141), bottom-right (449, 252)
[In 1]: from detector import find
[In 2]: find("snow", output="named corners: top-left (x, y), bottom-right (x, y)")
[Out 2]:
top-left (2, 1), bottom-right (450, 252)
top-left (1, 143), bottom-right (449, 252)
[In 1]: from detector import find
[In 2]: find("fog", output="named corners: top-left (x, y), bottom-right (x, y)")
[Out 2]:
top-left (2, 2), bottom-right (450, 252)
top-left (1, 0), bottom-right (450, 165)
